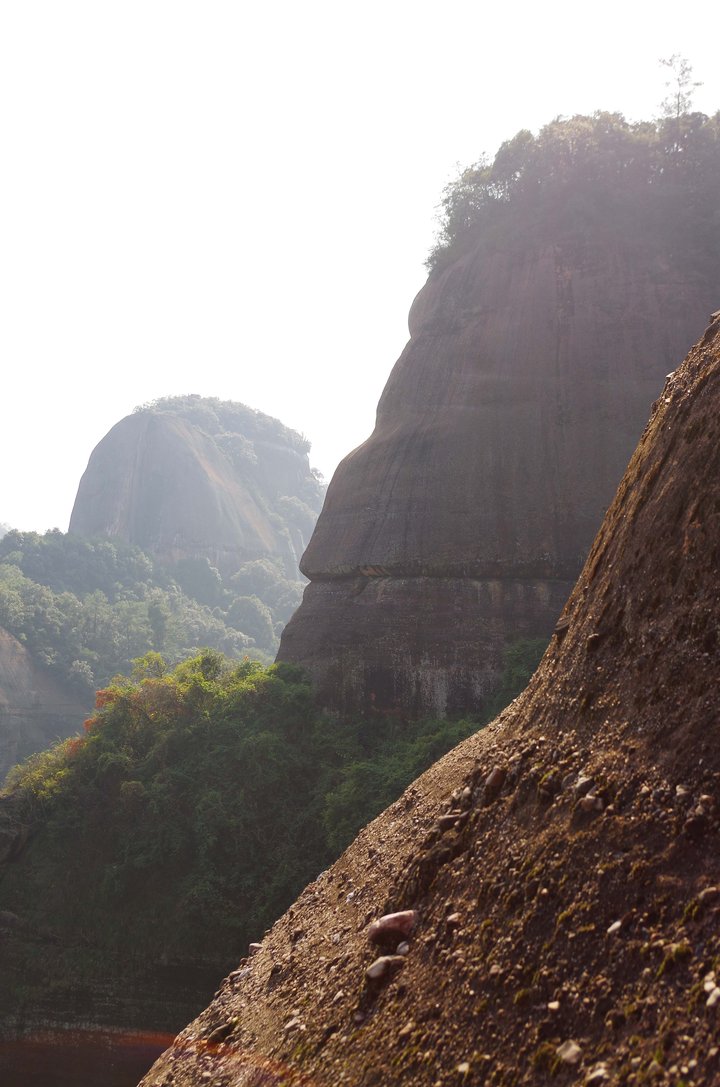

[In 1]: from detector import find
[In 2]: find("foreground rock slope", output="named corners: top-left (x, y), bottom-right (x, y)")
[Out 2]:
top-left (143, 311), bottom-right (720, 1086)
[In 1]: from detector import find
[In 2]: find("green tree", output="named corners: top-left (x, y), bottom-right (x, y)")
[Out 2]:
top-left (226, 594), bottom-right (276, 650)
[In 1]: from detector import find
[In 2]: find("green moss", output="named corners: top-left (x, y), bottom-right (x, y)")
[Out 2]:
top-left (656, 940), bottom-right (692, 979)
top-left (532, 1042), bottom-right (559, 1075)
top-left (682, 898), bottom-right (700, 923)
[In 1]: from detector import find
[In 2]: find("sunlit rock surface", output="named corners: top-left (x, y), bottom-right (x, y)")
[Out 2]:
top-left (279, 240), bottom-right (717, 714)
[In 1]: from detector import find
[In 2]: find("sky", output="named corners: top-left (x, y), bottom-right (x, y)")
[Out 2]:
top-left (1, 1), bottom-right (718, 532)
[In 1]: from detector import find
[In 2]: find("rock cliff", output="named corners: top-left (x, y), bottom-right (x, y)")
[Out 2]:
top-left (69, 398), bottom-right (323, 579)
top-left (141, 311), bottom-right (720, 1087)
top-left (0, 626), bottom-right (86, 783)
top-left (278, 238), bottom-right (718, 715)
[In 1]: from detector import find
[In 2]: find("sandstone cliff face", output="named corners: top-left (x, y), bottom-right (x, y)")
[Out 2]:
top-left (69, 403), bottom-right (323, 579)
top-left (0, 627), bottom-right (86, 783)
top-left (279, 239), bottom-right (718, 715)
top-left (141, 314), bottom-right (720, 1087)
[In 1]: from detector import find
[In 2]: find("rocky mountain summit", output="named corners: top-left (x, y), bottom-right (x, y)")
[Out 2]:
top-left (70, 396), bottom-right (324, 579)
top-left (279, 236), bottom-right (717, 716)
top-left (143, 312), bottom-right (720, 1087)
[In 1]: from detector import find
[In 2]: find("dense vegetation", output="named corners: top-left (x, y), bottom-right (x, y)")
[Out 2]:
top-left (0, 530), bottom-right (306, 694)
top-left (430, 110), bottom-right (720, 270)
top-left (0, 639), bottom-right (543, 1012)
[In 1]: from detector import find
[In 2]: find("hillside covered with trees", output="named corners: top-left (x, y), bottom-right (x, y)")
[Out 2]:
top-left (0, 394), bottom-right (326, 784)
top-left (0, 646), bottom-right (543, 1038)
top-left (0, 529), bottom-right (306, 700)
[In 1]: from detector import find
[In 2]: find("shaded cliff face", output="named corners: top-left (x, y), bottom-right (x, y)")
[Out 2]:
top-left (279, 239), bottom-right (718, 714)
top-left (69, 401), bottom-right (323, 578)
top-left (142, 315), bottom-right (720, 1087)
top-left (0, 627), bottom-right (86, 783)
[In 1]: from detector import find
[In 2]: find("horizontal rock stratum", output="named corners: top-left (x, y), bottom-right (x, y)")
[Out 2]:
top-left (278, 236), bottom-right (718, 715)
top-left (141, 312), bottom-right (720, 1085)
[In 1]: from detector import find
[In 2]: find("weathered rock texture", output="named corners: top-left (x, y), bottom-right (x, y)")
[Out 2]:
top-left (279, 241), bottom-right (718, 715)
top-left (0, 627), bottom-right (86, 783)
top-left (69, 402), bottom-right (322, 578)
top-left (141, 313), bottom-right (720, 1087)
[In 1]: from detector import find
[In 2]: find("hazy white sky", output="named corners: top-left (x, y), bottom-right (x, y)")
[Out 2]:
top-left (1, 1), bottom-right (718, 532)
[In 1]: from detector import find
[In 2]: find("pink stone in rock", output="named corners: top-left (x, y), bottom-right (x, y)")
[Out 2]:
top-left (367, 910), bottom-right (418, 944)
top-left (483, 767), bottom-right (507, 803)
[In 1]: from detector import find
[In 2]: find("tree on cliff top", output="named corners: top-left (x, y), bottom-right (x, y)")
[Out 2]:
top-left (660, 54), bottom-right (702, 123)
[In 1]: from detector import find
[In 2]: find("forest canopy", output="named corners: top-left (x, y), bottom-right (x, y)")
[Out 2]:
top-left (0, 634), bottom-right (542, 978)
top-left (0, 530), bottom-right (306, 692)
top-left (429, 111), bottom-right (720, 269)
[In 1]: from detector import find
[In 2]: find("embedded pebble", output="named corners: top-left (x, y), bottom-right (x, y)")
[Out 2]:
top-left (228, 967), bottom-right (251, 981)
top-left (398, 1019), bottom-right (415, 1040)
top-left (207, 1022), bottom-right (234, 1044)
top-left (484, 767), bottom-right (507, 803)
top-left (556, 1039), bottom-right (582, 1065)
top-left (366, 955), bottom-right (406, 981)
top-left (368, 910), bottom-right (418, 945)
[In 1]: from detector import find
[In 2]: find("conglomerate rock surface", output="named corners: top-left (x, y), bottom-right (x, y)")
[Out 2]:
top-left (142, 313), bottom-right (720, 1086)
top-left (278, 240), bottom-right (717, 715)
